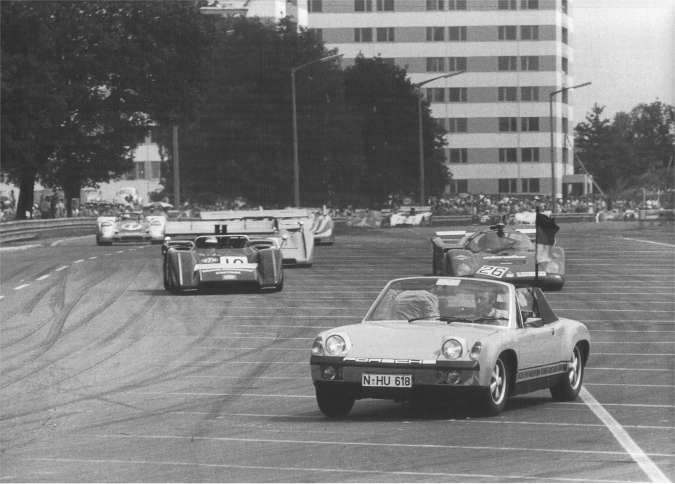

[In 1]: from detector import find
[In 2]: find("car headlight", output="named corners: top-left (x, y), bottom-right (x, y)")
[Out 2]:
top-left (455, 262), bottom-right (473, 276)
top-left (442, 338), bottom-right (463, 359)
top-left (544, 261), bottom-right (560, 273)
top-left (311, 337), bottom-right (323, 356)
top-left (325, 335), bottom-right (347, 356)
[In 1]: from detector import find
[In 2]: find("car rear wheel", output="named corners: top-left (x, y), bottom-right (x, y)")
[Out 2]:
top-left (550, 345), bottom-right (584, 401)
top-left (163, 259), bottom-right (181, 294)
top-left (482, 356), bottom-right (510, 416)
top-left (316, 387), bottom-right (354, 418)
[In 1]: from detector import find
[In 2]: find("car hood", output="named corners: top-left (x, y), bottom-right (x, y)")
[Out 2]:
top-left (321, 321), bottom-right (502, 360)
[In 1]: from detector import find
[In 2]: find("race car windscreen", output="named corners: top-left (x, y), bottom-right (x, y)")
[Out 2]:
top-left (467, 230), bottom-right (532, 253)
top-left (365, 278), bottom-right (510, 325)
top-left (194, 236), bottom-right (248, 249)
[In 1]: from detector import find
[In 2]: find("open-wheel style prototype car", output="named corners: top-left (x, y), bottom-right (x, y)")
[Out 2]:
top-left (310, 276), bottom-right (590, 417)
top-left (431, 224), bottom-right (565, 290)
top-left (163, 234), bottom-right (283, 293)
top-left (96, 212), bottom-right (165, 245)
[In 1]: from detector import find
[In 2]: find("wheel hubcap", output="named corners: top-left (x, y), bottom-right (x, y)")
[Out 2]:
top-left (490, 360), bottom-right (506, 403)
top-left (568, 349), bottom-right (581, 388)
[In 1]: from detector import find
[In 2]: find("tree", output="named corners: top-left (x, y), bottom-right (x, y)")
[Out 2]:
top-left (1, 1), bottom-right (211, 217)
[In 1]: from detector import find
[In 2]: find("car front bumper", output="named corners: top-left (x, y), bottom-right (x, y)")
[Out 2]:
top-left (311, 355), bottom-right (482, 400)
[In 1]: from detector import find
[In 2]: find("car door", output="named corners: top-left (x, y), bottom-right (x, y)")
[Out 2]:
top-left (515, 288), bottom-right (564, 381)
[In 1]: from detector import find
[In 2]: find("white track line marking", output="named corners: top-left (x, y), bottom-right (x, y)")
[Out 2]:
top-left (13, 284), bottom-right (30, 290)
top-left (0, 244), bottom-right (41, 252)
top-left (74, 259), bottom-right (84, 264)
top-left (54, 265), bottom-right (68, 272)
top-left (88, 256), bottom-right (97, 260)
top-left (0, 295), bottom-right (4, 301)
top-left (622, 237), bottom-right (675, 248)
top-left (57, 433), bottom-right (675, 459)
top-left (19, 457), bottom-right (621, 483)
top-left (580, 387), bottom-right (670, 482)
top-left (35, 274), bottom-right (50, 281)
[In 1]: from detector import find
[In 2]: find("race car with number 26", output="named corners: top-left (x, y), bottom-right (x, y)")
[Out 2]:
top-left (431, 224), bottom-right (565, 290)
top-left (310, 276), bottom-right (589, 418)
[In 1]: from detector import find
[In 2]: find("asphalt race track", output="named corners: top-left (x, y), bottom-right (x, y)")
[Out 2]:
top-left (1, 222), bottom-right (673, 483)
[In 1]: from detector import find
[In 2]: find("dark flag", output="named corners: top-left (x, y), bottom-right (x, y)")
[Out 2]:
top-left (535, 211), bottom-right (559, 263)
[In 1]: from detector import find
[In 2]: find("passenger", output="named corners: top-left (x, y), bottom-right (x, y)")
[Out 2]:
top-left (393, 290), bottom-right (440, 321)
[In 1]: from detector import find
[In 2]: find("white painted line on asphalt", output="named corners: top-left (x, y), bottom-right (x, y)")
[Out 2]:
top-left (622, 237), bottom-right (675, 248)
top-left (586, 383), bottom-right (673, 388)
top-left (588, 367), bottom-right (672, 372)
top-left (50, 235), bottom-right (93, 246)
top-left (54, 265), bottom-right (68, 272)
top-left (13, 284), bottom-right (30, 290)
top-left (89, 256), bottom-right (97, 260)
top-left (0, 244), bottom-right (42, 252)
top-left (0, 295), bottom-right (4, 301)
top-left (115, 250), bottom-right (124, 253)
top-left (19, 457), bottom-right (620, 483)
top-left (595, 352), bottom-right (674, 356)
top-left (580, 387), bottom-right (670, 483)
top-left (54, 433), bottom-right (675, 459)
top-left (36, 274), bottom-right (50, 281)
top-left (74, 259), bottom-right (84, 264)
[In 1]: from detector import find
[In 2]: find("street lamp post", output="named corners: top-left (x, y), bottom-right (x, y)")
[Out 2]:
top-left (549, 81), bottom-right (591, 214)
top-left (414, 70), bottom-right (465, 206)
top-left (291, 53), bottom-right (343, 207)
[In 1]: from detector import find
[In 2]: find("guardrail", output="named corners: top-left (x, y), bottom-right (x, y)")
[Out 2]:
top-left (0, 218), bottom-right (96, 244)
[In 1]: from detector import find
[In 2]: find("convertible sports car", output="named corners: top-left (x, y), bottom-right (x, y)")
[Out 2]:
top-left (431, 224), bottom-right (565, 290)
top-left (163, 234), bottom-right (283, 293)
top-left (310, 276), bottom-right (590, 417)
top-left (96, 212), bottom-right (165, 245)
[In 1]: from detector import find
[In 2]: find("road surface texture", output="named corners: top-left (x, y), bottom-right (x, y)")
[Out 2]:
top-left (1, 222), bottom-right (673, 482)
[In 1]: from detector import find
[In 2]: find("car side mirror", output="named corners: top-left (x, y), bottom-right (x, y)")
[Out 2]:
top-left (524, 317), bottom-right (544, 328)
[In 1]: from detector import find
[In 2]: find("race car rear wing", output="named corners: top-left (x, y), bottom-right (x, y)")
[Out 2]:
top-left (164, 217), bottom-right (279, 237)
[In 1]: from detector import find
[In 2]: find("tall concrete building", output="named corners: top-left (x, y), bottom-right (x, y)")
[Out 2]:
top-left (307, 0), bottom-right (591, 198)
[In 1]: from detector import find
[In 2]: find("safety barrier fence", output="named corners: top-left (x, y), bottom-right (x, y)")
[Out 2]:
top-left (1, 209), bottom-right (671, 245)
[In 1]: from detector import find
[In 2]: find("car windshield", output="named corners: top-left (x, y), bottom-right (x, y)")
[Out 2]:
top-left (194, 236), bottom-right (248, 249)
top-left (118, 213), bottom-right (142, 222)
top-left (466, 229), bottom-right (532, 253)
top-left (366, 278), bottom-right (510, 326)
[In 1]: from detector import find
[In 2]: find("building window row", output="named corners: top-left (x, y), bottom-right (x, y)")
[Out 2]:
top-left (498, 25), bottom-right (540, 40)
top-left (354, 0), bottom-right (394, 11)
top-left (426, 26), bottom-right (468, 41)
top-left (498, 55), bottom-right (540, 71)
top-left (355, 27), bottom-right (395, 42)
top-left (500, 178), bottom-right (540, 193)
top-left (499, 147), bottom-right (541, 162)
top-left (426, 56), bottom-right (467, 72)
top-left (499, 116), bottom-right (540, 132)
top-left (425, 87), bottom-right (467, 102)
top-left (310, 0), bottom-right (562, 13)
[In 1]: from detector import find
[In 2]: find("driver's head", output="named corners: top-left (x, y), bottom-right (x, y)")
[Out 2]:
top-left (476, 289), bottom-right (497, 313)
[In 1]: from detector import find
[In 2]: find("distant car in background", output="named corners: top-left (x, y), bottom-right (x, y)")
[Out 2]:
top-left (96, 211), bottom-right (165, 245)
top-left (431, 224), bottom-right (565, 290)
top-left (162, 234), bottom-right (283, 293)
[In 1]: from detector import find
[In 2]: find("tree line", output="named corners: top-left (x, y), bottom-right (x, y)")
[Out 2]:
top-left (1, 1), bottom-right (448, 218)
top-left (574, 101), bottom-right (674, 200)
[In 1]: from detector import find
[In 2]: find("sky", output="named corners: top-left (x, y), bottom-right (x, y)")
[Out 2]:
top-left (572, 0), bottom-right (674, 120)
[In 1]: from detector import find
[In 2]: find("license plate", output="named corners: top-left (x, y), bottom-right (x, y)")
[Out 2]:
top-left (362, 373), bottom-right (412, 388)
top-left (220, 256), bottom-right (247, 265)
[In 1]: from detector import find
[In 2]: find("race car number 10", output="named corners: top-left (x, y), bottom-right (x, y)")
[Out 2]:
top-left (362, 374), bottom-right (412, 388)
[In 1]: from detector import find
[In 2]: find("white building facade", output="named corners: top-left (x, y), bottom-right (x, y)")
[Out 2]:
top-left (307, 0), bottom-right (583, 198)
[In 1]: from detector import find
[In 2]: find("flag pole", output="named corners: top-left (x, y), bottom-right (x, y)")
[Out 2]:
top-left (535, 206), bottom-right (540, 286)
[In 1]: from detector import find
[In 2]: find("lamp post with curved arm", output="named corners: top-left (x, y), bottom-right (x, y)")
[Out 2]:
top-left (549, 81), bottom-right (591, 214)
top-left (291, 53), bottom-right (343, 207)
top-left (414, 70), bottom-right (465, 205)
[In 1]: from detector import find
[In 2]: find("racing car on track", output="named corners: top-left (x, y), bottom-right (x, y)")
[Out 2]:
top-left (431, 224), bottom-right (565, 290)
top-left (96, 211), bottom-right (166, 245)
top-left (163, 234), bottom-right (283, 293)
top-left (310, 276), bottom-right (590, 417)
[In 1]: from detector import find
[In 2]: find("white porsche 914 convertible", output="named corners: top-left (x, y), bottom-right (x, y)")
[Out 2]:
top-left (310, 276), bottom-right (590, 417)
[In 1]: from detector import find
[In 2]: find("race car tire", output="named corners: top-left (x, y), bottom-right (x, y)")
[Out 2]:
top-left (481, 356), bottom-right (510, 416)
top-left (163, 258), bottom-right (182, 294)
top-left (550, 345), bottom-right (584, 401)
top-left (316, 387), bottom-right (354, 418)
top-left (274, 277), bottom-right (284, 292)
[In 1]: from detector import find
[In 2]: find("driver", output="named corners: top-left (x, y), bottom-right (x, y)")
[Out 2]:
top-left (475, 288), bottom-right (508, 320)
top-left (394, 290), bottom-right (439, 321)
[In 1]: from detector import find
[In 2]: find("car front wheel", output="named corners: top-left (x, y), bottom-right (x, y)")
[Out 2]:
top-left (316, 386), bottom-right (354, 418)
top-left (482, 356), bottom-right (510, 416)
top-left (550, 345), bottom-right (584, 401)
